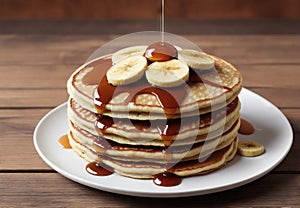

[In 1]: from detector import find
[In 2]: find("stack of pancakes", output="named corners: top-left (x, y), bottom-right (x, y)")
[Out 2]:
top-left (67, 51), bottom-right (242, 179)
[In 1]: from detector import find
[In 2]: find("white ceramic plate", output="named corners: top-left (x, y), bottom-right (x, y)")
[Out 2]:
top-left (33, 88), bottom-right (293, 197)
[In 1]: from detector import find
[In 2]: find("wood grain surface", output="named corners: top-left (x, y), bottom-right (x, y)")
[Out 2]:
top-left (0, 0), bottom-right (300, 19)
top-left (0, 19), bottom-right (299, 207)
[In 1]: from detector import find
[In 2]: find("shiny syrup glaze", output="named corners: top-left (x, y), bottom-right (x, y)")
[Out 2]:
top-left (95, 114), bottom-right (114, 134)
top-left (82, 58), bottom-right (112, 85)
top-left (94, 75), bottom-right (187, 116)
top-left (93, 136), bottom-right (112, 153)
top-left (95, 115), bottom-right (183, 148)
top-left (93, 133), bottom-right (191, 155)
top-left (85, 161), bottom-right (113, 176)
top-left (157, 118), bottom-right (181, 147)
top-left (238, 118), bottom-right (255, 135)
top-left (144, 42), bottom-right (178, 62)
top-left (58, 134), bottom-right (72, 149)
top-left (93, 118), bottom-right (239, 156)
top-left (94, 98), bottom-right (238, 147)
top-left (130, 119), bottom-right (151, 131)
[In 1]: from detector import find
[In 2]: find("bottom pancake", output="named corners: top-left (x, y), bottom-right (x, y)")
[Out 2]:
top-left (68, 131), bottom-right (238, 179)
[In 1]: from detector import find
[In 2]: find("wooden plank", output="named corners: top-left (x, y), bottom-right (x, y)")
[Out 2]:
top-left (282, 109), bottom-right (300, 132)
top-left (0, 0), bottom-right (299, 19)
top-left (0, 173), bottom-right (299, 207)
top-left (249, 88), bottom-right (300, 109)
top-left (0, 109), bottom-right (54, 170)
top-left (1, 34), bottom-right (300, 65)
top-left (0, 65), bottom-right (76, 89)
top-left (0, 34), bottom-right (105, 65)
top-left (0, 0), bottom-right (161, 19)
top-left (1, 20), bottom-right (300, 35)
top-left (0, 31), bottom-right (291, 49)
top-left (0, 108), bottom-right (299, 171)
top-left (0, 89), bottom-right (68, 108)
top-left (275, 109), bottom-right (300, 172)
top-left (186, 35), bottom-right (300, 65)
top-left (275, 135), bottom-right (299, 172)
top-left (166, 0), bottom-right (300, 19)
top-left (1, 64), bottom-right (300, 89)
top-left (239, 64), bottom-right (300, 88)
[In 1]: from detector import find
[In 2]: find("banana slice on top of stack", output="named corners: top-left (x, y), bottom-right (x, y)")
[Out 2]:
top-left (107, 56), bottom-right (147, 86)
top-left (106, 43), bottom-right (216, 88)
top-left (178, 49), bottom-right (215, 70)
top-left (112, 45), bottom-right (148, 64)
top-left (146, 59), bottom-right (189, 87)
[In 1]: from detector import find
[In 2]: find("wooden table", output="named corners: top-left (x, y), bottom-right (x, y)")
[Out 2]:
top-left (0, 19), bottom-right (299, 207)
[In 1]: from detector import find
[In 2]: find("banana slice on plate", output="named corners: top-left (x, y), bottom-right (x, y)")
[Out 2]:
top-left (178, 49), bottom-right (215, 70)
top-left (237, 140), bottom-right (265, 157)
top-left (112, 45), bottom-right (147, 64)
top-left (146, 59), bottom-right (189, 87)
top-left (107, 56), bottom-right (147, 86)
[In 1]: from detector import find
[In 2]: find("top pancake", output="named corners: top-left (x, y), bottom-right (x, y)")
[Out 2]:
top-left (67, 54), bottom-right (242, 120)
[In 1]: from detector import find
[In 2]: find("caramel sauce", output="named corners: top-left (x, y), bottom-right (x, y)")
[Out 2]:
top-left (134, 86), bottom-right (185, 116)
top-left (239, 118), bottom-right (255, 135)
top-left (95, 116), bottom-right (185, 148)
top-left (94, 98), bottom-right (237, 137)
top-left (144, 42), bottom-right (178, 62)
top-left (94, 137), bottom-right (196, 155)
top-left (153, 172), bottom-right (182, 186)
top-left (95, 116), bottom-right (181, 147)
top-left (58, 134), bottom-right (72, 149)
top-left (157, 119), bottom-right (181, 147)
top-left (95, 115), bottom-right (114, 134)
top-left (94, 136), bottom-right (112, 153)
top-left (93, 119), bottom-right (239, 162)
top-left (94, 75), bottom-right (187, 116)
top-left (86, 161), bottom-right (113, 176)
top-left (82, 58), bottom-right (112, 85)
top-left (94, 75), bottom-right (117, 114)
top-left (130, 119), bottom-right (151, 131)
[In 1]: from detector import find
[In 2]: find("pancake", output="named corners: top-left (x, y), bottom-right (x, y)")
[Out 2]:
top-left (67, 55), bottom-right (242, 120)
top-left (67, 97), bottom-right (240, 145)
top-left (68, 118), bottom-right (239, 163)
top-left (68, 131), bottom-right (238, 178)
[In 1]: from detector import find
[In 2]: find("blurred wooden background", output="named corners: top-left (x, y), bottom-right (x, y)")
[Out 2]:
top-left (0, 0), bottom-right (299, 19)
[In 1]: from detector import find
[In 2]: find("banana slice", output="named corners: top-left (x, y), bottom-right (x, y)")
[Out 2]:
top-left (107, 56), bottom-right (147, 86)
top-left (237, 140), bottom-right (265, 157)
top-left (178, 49), bottom-right (215, 70)
top-left (146, 59), bottom-right (189, 87)
top-left (112, 45), bottom-right (147, 64)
